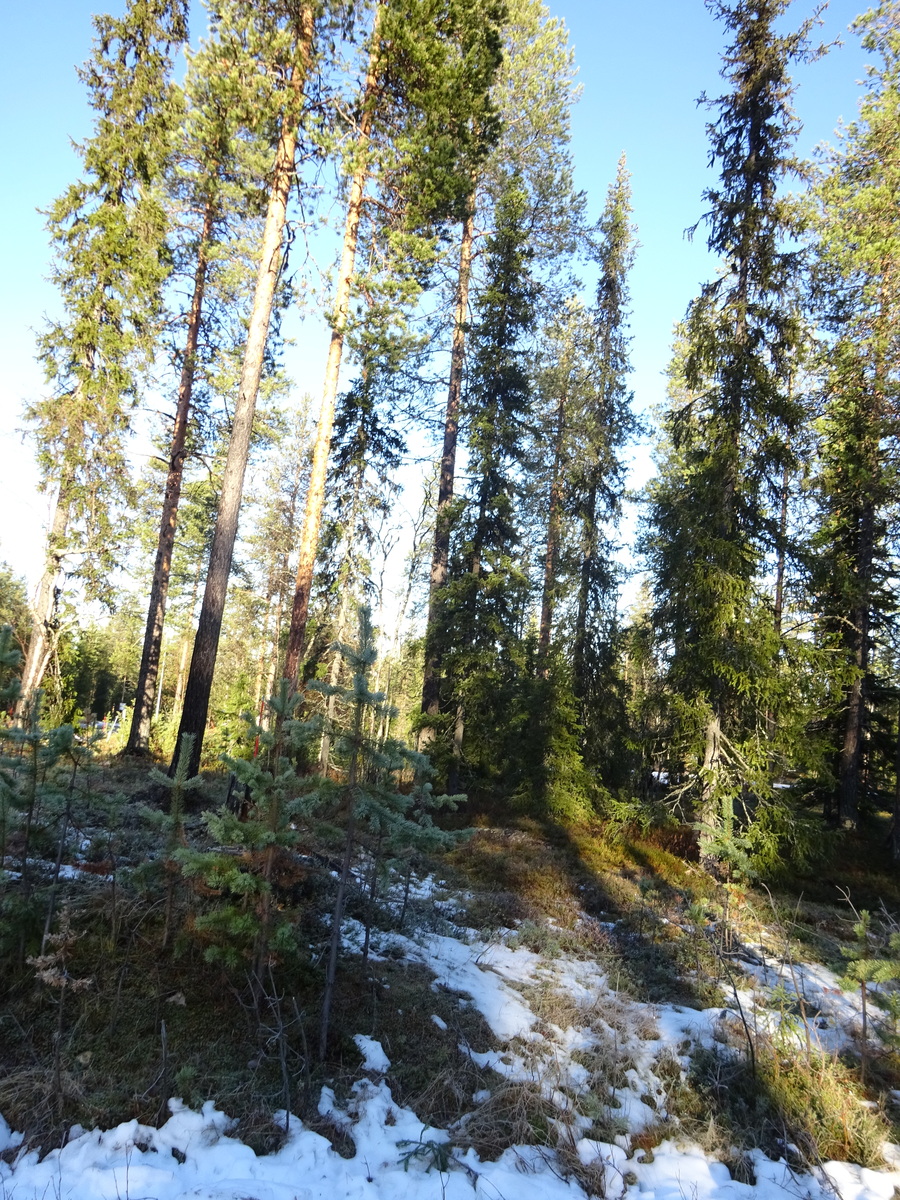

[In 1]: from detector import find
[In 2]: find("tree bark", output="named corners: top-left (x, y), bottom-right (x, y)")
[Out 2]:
top-left (839, 620), bottom-right (869, 828)
top-left (572, 482), bottom-right (597, 713)
top-left (773, 461), bottom-right (790, 639)
top-left (699, 711), bottom-right (722, 871)
top-left (127, 199), bottom-right (215, 754)
top-left (18, 481), bottom-right (71, 709)
top-left (171, 15), bottom-right (313, 779)
top-left (318, 581), bottom-right (353, 773)
top-left (419, 200), bottom-right (475, 733)
top-left (319, 674), bottom-right (365, 1060)
top-left (837, 496), bottom-right (875, 829)
top-left (284, 4), bottom-right (384, 687)
top-left (537, 393), bottom-right (565, 671)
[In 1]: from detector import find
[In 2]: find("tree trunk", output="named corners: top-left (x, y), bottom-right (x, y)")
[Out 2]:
top-left (284, 5), bottom-right (384, 687)
top-left (419, 201), bottom-right (475, 736)
top-left (318, 583), bottom-right (353, 773)
top-left (572, 483), bottom-right (597, 713)
top-left (766, 461), bottom-right (791, 742)
top-left (838, 500), bottom-right (875, 829)
top-left (127, 199), bottom-right (215, 754)
top-left (773, 461), bottom-right (789, 638)
top-left (448, 703), bottom-right (464, 793)
top-left (838, 641), bottom-right (867, 829)
top-left (173, 628), bottom-right (190, 717)
top-left (171, 16), bottom-right (313, 779)
top-left (172, 570), bottom-right (200, 723)
top-left (537, 393), bottom-right (565, 672)
top-left (699, 711), bottom-right (722, 871)
top-left (18, 481), bottom-right (71, 709)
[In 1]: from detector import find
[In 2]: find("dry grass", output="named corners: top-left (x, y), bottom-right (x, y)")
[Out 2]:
top-left (453, 1081), bottom-right (560, 1159)
top-left (677, 1041), bottom-right (893, 1170)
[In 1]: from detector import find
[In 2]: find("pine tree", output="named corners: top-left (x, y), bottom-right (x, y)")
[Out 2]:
top-left (172, 0), bottom-right (316, 778)
top-left (21, 0), bottom-right (188, 705)
top-left (283, 0), bottom-right (505, 684)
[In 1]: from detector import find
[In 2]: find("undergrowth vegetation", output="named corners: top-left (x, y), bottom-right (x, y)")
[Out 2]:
top-left (4, 640), bottom-right (900, 1187)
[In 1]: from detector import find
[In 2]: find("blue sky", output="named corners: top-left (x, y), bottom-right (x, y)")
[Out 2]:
top-left (0, 0), bottom-right (874, 592)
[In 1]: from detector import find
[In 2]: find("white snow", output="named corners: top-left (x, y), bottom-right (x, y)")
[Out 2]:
top-left (4, 877), bottom-right (900, 1200)
top-left (353, 1034), bottom-right (391, 1073)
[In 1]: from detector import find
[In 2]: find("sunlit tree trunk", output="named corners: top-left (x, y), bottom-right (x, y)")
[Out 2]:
top-left (19, 480), bottom-right (71, 709)
top-left (284, 4), bottom-right (384, 685)
top-left (172, 14), bottom-right (313, 778)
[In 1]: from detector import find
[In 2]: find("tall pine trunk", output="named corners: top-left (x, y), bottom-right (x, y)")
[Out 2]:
top-left (171, 16), bottom-right (313, 778)
top-left (319, 680), bottom-right (365, 1060)
top-left (127, 200), bottom-right (215, 754)
top-left (284, 4), bottom-right (384, 686)
top-left (419, 201), bottom-right (475, 733)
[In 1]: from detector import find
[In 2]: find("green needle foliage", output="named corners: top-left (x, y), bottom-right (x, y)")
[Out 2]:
top-left (840, 907), bottom-right (900, 1082)
top-left (0, 626), bottom-right (22, 714)
top-left (173, 686), bottom-right (317, 980)
top-left (643, 0), bottom-right (820, 872)
top-left (439, 171), bottom-right (537, 796)
top-left (173, 604), bottom-right (464, 1043)
top-left (0, 693), bottom-right (84, 963)
top-left (316, 604), bottom-right (465, 1056)
top-left (29, 0), bottom-right (189, 603)
top-left (809, 3), bottom-right (900, 829)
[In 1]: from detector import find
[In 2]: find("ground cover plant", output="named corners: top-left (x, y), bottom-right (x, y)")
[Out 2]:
top-left (6, 648), bottom-right (900, 1200)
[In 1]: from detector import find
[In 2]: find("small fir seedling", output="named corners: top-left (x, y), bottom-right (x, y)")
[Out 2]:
top-left (839, 907), bottom-right (900, 1082)
top-left (315, 604), bottom-right (466, 1060)
top-left (174, 685), bottom-right (319, 993)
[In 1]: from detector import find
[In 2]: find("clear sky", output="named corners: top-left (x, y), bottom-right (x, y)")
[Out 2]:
top-left (0, 0), bottom-right (874, 596)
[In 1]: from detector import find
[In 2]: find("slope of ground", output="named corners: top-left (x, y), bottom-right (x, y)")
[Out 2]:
top-left (5, 794), bottom-right (900, 1200)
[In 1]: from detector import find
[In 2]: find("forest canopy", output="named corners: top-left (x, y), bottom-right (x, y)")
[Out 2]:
top-left (3, 0), bottom-right (900, 879)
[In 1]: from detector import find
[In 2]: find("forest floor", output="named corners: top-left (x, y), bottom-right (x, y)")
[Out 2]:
top-left (4, 757), bottom-right (900, 1199)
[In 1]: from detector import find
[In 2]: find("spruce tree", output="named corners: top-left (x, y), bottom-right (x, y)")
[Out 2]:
top-left (21, 0), bottom-right (188, 705)
top-left (809, 2), bottom-right (900, 828)
top-left (439, 171), bottom-right (538, 792)
top-left (313, 605), bottom-right (463, 1059)
top-left (420, 0), bottom-right (583, 744)
top-left (572, 157), bottom-right (636, 751)
top-left (644, 0), bottom-right (815, 870)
